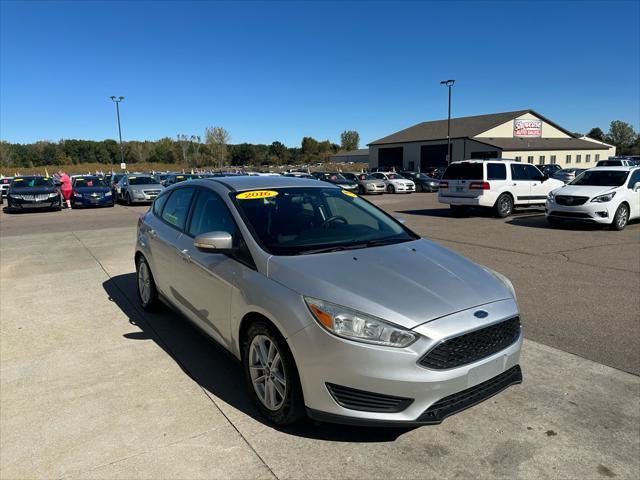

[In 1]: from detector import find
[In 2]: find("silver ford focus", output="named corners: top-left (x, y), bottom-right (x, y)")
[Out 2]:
top-left (135, 176), bottom-right (523, 426)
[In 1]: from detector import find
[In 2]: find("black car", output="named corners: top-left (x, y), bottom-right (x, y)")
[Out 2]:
top-left (536, 164), bottom-right (562, 176)
top-left (398, 171), bottom-right (440, 192)
top-left (6, 176), bottom-right (61, 212)
top-left (164, 173), bottom-right (202, 185)
top-left (310, 172), bottom-right (358, 192)
top-left (71, 176), bottom-right (115, 208)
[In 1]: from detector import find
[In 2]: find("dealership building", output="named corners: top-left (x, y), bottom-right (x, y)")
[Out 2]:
top-left (368, 109), bottom-right (616, 171)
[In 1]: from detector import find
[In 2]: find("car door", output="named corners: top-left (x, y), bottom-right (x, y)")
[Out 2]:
top-left (626, 169), bottom-right (640, 219)
top-left (524, 164), bottom-right (549, 203)
top-left (153, 186), bottom-right (197, 300)
top-left (171, 187), bottom-right (243, 347)
top-left (509, 164), bottom-right (532, 204)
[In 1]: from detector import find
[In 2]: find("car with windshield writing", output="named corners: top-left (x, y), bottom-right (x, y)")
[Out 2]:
top-left (71, 176), bottom-right (114, 208)
top-left (164, 173), bottom-right (202, 186)
top-left (341, 172), bottom-right (386, 195)
top-left (311, 172), bottom-right (358, 193)
top-left (116, 174), bottom-right (163, 205)
top-left (6, 176), bottom-right (61, 212)
top-left (546, 167), bottom-right (640, 230)
top-left (370, 172), bottom-right (415, 194)
top-left (135, 176), bottom-right (523, 426)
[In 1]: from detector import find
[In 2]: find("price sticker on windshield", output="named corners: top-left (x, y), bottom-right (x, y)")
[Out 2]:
top-left (236, 190), bottom-right (279, 200)
top-left (342, 190), bottom-right (357, 198)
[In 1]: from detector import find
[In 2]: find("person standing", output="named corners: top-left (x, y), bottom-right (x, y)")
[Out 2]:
top-left (58, 171), bottom-right (72, 209)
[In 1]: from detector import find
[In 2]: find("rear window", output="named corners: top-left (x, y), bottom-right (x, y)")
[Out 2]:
top-left (442, 163), bottom-right (483, 180)
top-left (487, 163), bottom-right (506, 180)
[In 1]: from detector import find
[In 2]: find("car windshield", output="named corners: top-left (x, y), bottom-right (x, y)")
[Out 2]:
top-left (442, 163), bottom-right (483, 180)
top-left (112, 175), bottom-right (124, 183)
top-left (232, 187), bottom-right (417, 255)
top-left (386, 173), bottom-right (404, 179)
top-left (11, 177), bottom-right (53, 188)
top-left (413, 173), bottom-right (433, 180)
top-left (129, 176), bottom-right (157, 185)
top-left (327, 173), bottom-right (347, 181)
top-left (173, 174), bottom-right (200, 182)
top-left (597, 160), bottom-right (622, 166)
top-left (570, 170), bottom-right (629, 186)
top-left (360, 174), bottom-right (377, 180)
top-left (73, 176), bottom-right (108, 187)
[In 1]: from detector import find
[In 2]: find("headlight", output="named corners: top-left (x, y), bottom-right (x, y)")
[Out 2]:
top-left (133, 191), bottom-right (145, 198)
top-left (304, 297), bottom-right (417, 348)
top-left (48, 192), bottom-right (59, 198)
top-left (482, 267), bottom-right (517, 301)
top-left (591, 192), bottom-right (616, 203)
top-left (105, 191), bottom-right (112, 196)
top-left (547, 191), bottom-right (555, 201)
top-left (74, 192), bottom-right (82, 198)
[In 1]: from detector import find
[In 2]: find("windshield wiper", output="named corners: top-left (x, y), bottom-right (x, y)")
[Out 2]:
top-left (366, 238), bottom-right (412, 247)
top-left (297, 243), bottom-right (369, 255)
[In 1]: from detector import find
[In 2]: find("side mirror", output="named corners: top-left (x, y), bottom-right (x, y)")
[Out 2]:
top-left (194, 231), bottom-right (235, 253)
top-left (542, 172), bottom-right (549, 181)
top-left (634, 182), bottom-right (640, 192)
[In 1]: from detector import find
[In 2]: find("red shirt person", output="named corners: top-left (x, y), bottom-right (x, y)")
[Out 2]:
top-left (58, 171), bottom-right (72, 208)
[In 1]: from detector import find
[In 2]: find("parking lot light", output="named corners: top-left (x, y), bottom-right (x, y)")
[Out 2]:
top-left (109, 96), bottom-right (125, 168)
top-left (439, 80), bottom-right (455, 165)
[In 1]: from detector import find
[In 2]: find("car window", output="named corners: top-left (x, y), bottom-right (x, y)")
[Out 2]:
top-left (443, 163), bottom-right (483, 180)
top-left (153, 193), bottom-right (170, 216)
top-left (487, 163), bottom-right (506, 180)
top-left (510, 164), bottom-right (530, 181)
top-left (523, 164), bottom-right (543, 180)
top-left (161, 187), bottom-right (195, 230)
top-left (188, 188), bottom-right (238, 238)
top-left (626, 170), bottom-right (640, 189)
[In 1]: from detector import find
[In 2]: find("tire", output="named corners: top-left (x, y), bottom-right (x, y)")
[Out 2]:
top-left (610, 204), bottom-right (629, 231)
top-left (243, 321), bottom-right (305, 426)
top-left (416, 183), bottom-right (423, 193)
top-left (136, 255), bottom-right (160, 311)
top-left (125, 193), bottom-right (132, 206)
top-left (450, 205), bottom-right (468, 217)
top-left (386, 184), bottom-right (395, 194)
top-left (358, 185), bottom-right (365, 195)
top-left (494, 193), bottom-right (514, 218)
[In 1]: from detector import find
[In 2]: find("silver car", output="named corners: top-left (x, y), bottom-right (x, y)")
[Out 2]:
top-left (135, 176), bottom-right (522, 426)
top-left (116, 174), bottom-right (163, 205)
top-left (552, 168), bottom-right (586, 184)
top-left (342, 172), bottom-right (386, 195)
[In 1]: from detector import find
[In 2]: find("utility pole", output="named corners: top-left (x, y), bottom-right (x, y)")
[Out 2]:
top-left (440, 80), bottom-right (455, 165)
top-left (110, 96), bottom-right (125, 169)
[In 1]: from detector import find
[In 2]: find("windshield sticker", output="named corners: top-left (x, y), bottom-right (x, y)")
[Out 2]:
top-left (236, 190), bottom-right (279, 200)
top-left (342, 190), bottom-right (357, 198)
top-left (129, 176), bottom-right (137, 180)
top-left (13, 178), bottom-right (24, 182)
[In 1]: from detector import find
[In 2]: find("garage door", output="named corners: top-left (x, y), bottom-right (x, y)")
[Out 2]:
top-left (378, 147), bottom-right (403, 169)
top-left (420, 145), bottom-right (448, 169)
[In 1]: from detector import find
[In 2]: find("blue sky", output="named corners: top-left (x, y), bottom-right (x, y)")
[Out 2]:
top-left (1, 0), bottom-right (639, 146)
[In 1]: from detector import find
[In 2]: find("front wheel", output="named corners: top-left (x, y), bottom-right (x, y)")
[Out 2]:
top-left (125, 193), bottom-right (132, 206)
top-left (243, 321), bottom-right (305, 426)
top-left (358, 185), bottom-right (365, 195)
top-left (136, 256), bottom-right (160, 311)
top-left (416, 183), bottom-right (423, 193)
top-left (386, 184), bottom-right (395, 194)
top-left (494, 193), bottom-right (514, 218)
top-left (611, 204), bottom-right (629, 231)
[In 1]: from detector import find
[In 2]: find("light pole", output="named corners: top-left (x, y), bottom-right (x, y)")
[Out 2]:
top-left (440, 80), bottom-right (455, 165)
top-left (110, 96), bottom-right (125, 169)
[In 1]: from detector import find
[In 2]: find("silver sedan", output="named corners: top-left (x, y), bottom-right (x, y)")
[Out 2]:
top-left (135, 176), bottom-right (522, 426)
top-left (116, 174), bottom-right (163, 205)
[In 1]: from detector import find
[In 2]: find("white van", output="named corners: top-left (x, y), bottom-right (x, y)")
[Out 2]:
top-left (438, 160), bottom-right (564, 217)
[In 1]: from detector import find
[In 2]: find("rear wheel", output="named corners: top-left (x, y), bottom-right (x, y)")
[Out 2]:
top-left (494, 193), bottom-right (514, 218)
top-left (243, 321), bottom-right (305, 426)
top-left (136, 256), bottom-right (160, 311)
top-left (610, 204), bottom-right (629, 231)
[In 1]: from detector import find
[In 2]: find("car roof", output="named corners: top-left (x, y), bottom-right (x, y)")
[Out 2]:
top-left (450, 159), bottom-right (520, 164)
top-left (588, 166), bottom-right (636, 171)
top-left (202, 175), bottom-right (330, 192)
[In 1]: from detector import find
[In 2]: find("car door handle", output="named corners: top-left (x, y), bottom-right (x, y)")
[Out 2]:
top-left (178, 248), bottom-right (191, 263)
top-left (148, 229), bottom-right (157, 238)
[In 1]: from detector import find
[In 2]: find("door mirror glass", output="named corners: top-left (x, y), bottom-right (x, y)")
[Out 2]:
top-left (194, 231), bottom-right (234, 252)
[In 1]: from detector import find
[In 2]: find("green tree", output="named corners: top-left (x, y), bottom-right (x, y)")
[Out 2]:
top-left (340, 130), bottom-right (360, 151)
top-left (301, 136), bottom-right (319, 155)
top-left (586, 127), bottom-right (605, 142)
top-left (205, 126), bottom-right (230, 168)
top-left (269, 141), bottom-right (288, 164)
top-left (607, 120), bottom-right (637, 154)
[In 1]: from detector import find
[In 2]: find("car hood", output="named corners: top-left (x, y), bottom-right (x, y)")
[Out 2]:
top-left (362, 180), bottom-right (384, 186)
top-left (267, 239), bottom-right (512, 329)
top-left (552, 184), bottom-right (616, 197)
top-left (9, 187), bottom-right (57, 195)
top-left (76, 186), bottom-right (111, 194)
top-left (129, 184), bottom-right (163, 191)
top-left (388, 178), bottom-right (414, 185)
top-left (329, 180), bottom-right (357, 187)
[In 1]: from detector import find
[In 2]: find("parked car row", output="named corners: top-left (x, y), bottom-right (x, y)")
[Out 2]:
top-left (437, 159), bottom-right (640, 230)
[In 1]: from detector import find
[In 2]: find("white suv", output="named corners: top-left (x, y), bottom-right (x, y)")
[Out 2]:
top-left (546, 167), bottom-right (640, 230)
top-left (438, 160), bottom-right (564, 217)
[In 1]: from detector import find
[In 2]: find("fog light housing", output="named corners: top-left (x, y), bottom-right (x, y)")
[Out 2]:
top-left (596, 211), bottom-right (608, 218)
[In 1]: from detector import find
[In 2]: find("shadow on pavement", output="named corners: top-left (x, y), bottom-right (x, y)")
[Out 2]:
top-left (397, 207), bottom-right (545, 219)
top-left (103, 273), bottom-right (413, 443)
top-left (506, 215), bottom-right (632, 231)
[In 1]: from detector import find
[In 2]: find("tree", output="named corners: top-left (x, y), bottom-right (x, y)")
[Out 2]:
top-left (176, 134), bottom-right (191, 164)
top-left (205, 126), bottom-right (230, 168)
top-left (586, 127), bottom-right (605, 142)
top-left (301, 136), bottom-right (319, 155)
top-left (269, 141), bottom-right (288, 164)
top-left (340, 130), bottom-right (360, 151)
top-left (607, 120), bottom-right (637, 154)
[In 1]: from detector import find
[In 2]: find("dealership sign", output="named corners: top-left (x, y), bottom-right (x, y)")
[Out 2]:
top-left (513, 119), bottom-right (542, 137)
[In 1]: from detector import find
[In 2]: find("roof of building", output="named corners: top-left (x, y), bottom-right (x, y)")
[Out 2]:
top-left (368, 109), bottom-right (575, 145)
top-left (331, 148), bottom-right (370, 157)
top-left (473, 137), bottom-right (612, 151)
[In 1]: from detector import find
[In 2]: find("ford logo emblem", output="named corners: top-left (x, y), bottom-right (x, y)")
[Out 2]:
top-left (474, 310), bottom-right (489, 319)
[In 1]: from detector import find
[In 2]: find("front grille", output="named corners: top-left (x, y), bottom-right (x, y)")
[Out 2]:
top-left (326, 383), bottom-right (413, 413)
top-left (555, 195), bottom-right (588, 206)
top-left (417, 365), bottom-right (522, 424)
top-left (15, 194), bottom-right (51, 201)
top-left (419, 317), bottom-right (521, 370)
top-left (144, 190), bottom-right (161, 195)
top-left (549, 211), bottom-right (592, 219)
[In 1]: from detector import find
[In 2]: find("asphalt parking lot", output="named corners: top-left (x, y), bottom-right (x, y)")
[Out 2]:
top-left (1, 195), bottom-right (639, 479)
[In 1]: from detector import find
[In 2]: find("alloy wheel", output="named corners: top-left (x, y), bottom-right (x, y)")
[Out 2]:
top-left (249, 335), bottom-right (287, 411)
top-left (137, 261), bottom-right (151, 304)
top-left (615, 205), bottom-right (628, 230)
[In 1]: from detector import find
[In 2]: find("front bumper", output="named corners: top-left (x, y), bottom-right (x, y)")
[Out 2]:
top-left (7, 195), bottom-right (61, 210)
top-left (545, 199), bottom-right (611, 223)
top-left (73, 194), bottom-right (114, 207)
top-left (364, 183), bottom-right (386, 194)
top-left (288, 298), bottom-right (523, 425)
top-left (129, 192), bottom-right (159, 203)
top-left (392, 183), bottom-right (415, 193)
